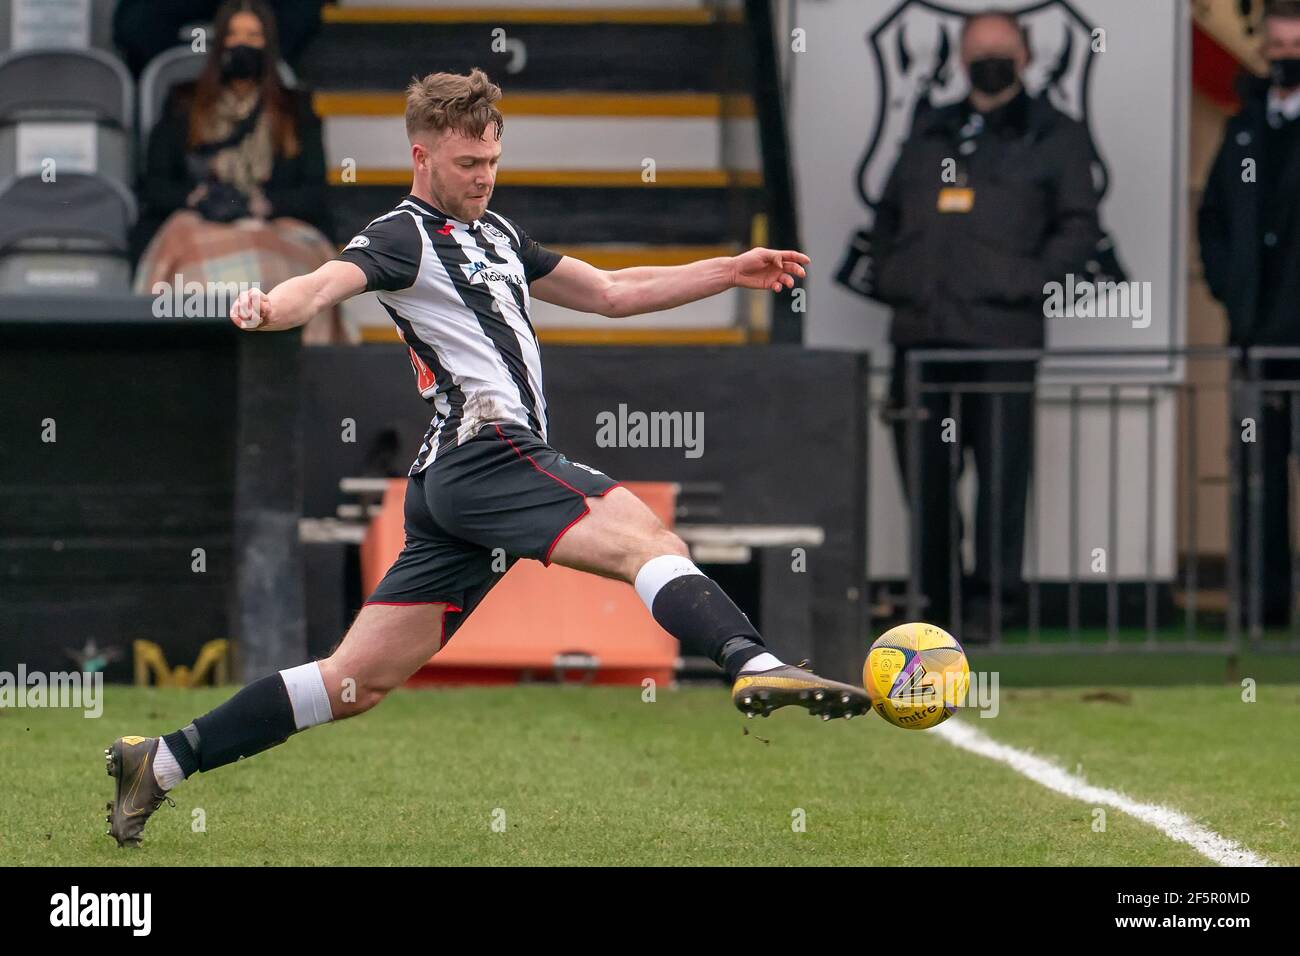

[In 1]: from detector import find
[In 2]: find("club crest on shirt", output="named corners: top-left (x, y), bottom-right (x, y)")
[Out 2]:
top-left (479, 222), bottom-right (509, 243)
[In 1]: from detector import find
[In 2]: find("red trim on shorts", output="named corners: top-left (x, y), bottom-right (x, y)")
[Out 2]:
top-left (494, 423), bottom-right (586, 496)
top-left (544, 508), bottom-right (590, 566)
top-left (363, 602), bottom-right (463, 650)
top-left (492, 424), bottom-right (624, 566)
top-left (363, 601), bottom-right (463, 609)
top-left (543, 483), bottom-right (625, 566)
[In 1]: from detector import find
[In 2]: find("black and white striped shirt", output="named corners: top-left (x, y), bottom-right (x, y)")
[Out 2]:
top-left (337, 194), bottom-right (562, 474)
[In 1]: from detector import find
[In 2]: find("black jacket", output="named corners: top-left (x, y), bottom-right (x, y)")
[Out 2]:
top-left (1198, 76), bottom-right (1300, 346)
top-left (872, 91), bottom-right (1103, 348)
top-left (137, 82), bottom-right (333, 247)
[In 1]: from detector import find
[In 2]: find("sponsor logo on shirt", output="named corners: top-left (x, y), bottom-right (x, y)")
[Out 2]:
top-left (344, 234), bottom-right (370, 251)
top-left (460, 259), bottom-right (523, 286)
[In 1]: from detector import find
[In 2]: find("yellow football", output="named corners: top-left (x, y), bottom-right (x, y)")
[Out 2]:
top-left (863, 622), bottom-right (969, 730)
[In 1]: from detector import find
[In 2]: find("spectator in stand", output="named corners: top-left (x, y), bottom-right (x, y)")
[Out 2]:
top-left (133, 0), bottom-right (345, 342)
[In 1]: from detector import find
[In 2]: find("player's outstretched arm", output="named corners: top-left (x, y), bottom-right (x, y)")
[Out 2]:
top-left (530, 247), bottom-right (809, 319)
top-left (229, 260), bottom-right (368, 332)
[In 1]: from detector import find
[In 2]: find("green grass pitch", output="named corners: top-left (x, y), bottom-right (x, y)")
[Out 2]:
top-left (1, 675), bottom-right (1295, 866)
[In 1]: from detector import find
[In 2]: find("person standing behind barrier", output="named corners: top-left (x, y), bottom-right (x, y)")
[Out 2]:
top-left (871, 10), bottom-right (1102, 640)
top-left (1199, 1), bottom-right (1300, 626)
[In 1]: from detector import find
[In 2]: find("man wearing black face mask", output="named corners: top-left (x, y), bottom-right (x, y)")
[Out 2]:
top-left (871, 10), bottom-right (1102, 639)
top-left (1200, 0), bottom-right (1300, 626)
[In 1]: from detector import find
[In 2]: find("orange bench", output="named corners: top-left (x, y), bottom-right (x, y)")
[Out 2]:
top-left (359, 480), bottom-right (680, 686)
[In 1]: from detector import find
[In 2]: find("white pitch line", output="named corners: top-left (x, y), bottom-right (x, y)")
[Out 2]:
top-left (932, 719), bottom-right (1273, 867)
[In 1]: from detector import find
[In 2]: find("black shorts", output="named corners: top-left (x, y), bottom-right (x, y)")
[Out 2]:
top-left (365, 422), bottom-right (621, 641)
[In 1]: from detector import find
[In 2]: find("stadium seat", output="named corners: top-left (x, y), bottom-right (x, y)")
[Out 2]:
top-left (0, 47), bottom-right (133, 185)
top-left (136, 46), bottom-right (204, 170)
top-left (0, 172), bottom-right (137, 292)
top-left (0, 0), bottom-right (116, 54)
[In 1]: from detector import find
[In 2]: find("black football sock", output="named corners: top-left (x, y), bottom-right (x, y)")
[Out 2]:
top-left (634, 555), bottom-right (769, 682)
top-left (165, 673), bottom-right (299, 775)
top-left (160, 724), bottom-right (201, 778)
top-left (162, 661), bottom-right (334, 778)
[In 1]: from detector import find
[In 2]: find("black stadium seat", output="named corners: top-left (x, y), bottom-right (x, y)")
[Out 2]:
top-left (0, 47), bottom-right (133, 185)
top-left (0, 172), bottom-right (136, 292)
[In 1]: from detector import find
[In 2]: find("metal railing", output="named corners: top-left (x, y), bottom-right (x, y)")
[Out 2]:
top-left (1241, 346), bottom-right (1300, 646)
top-left (865, 346), bottom-right (1300, 653)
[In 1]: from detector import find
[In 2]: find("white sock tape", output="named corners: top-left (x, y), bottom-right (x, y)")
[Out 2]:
top-left (634, 554), bottom-right (705, 611)
top-left (279, 661), bottom-right (334, 730)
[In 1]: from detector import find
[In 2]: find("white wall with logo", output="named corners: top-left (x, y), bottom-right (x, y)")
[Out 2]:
top-left (784, 0), bottom-right (1190, 582)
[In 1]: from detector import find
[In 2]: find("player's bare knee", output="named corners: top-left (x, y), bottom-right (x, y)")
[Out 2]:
top-left (318, 656), bottom-right (386, 719)
top-left (627, 530), bottom-right (690, 581)
top-left (659, 530), bottom-right (690, 559)
top-left (355, 684), bottom-right (391, 715)
top-left (333, 681), bottom-right (389, 719)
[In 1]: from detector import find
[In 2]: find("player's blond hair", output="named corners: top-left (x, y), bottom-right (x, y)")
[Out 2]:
top-left (405, 68), bottom-right (503, 142)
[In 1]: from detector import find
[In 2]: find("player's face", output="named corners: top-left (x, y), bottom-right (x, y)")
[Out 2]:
top-left (414, 128), bottom-right (501, 222)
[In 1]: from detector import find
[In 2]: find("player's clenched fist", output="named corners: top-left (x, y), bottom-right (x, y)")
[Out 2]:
top-left (229, 287), bottom-right (271, 330)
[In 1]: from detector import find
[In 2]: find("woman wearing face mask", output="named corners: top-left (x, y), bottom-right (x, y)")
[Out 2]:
top-left (134, 0), bottom-right (343, 342)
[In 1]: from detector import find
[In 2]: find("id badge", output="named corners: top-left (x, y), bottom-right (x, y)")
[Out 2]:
top-left (937, 187), bottom-right (975, 213)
